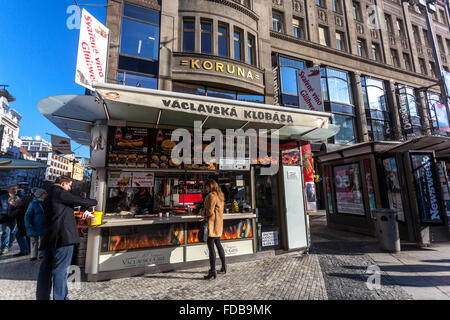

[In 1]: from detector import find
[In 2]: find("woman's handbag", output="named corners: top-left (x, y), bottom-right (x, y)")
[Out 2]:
top-left (198, 219), bottom-right (209, 243)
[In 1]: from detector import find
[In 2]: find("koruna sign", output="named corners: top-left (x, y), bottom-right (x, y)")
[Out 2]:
top-left (75, 9), bottom-right (109, 91)
top-left (297, 67), bottom-right (324, 112)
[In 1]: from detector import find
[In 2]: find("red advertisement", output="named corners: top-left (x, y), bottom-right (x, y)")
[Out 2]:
top-left (301, 143), bottom-right (314, 183)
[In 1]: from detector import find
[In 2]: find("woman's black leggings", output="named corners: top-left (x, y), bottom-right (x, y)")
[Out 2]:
top-left (207, 237), bottom-right (226, 271)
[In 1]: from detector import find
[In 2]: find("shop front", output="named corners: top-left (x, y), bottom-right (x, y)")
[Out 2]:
top-left (317, 136), bottom-right (450, 245)
top-left (38, 83), bottom-right (338, 281)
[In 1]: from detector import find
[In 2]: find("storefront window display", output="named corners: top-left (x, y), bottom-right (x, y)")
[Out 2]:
top-left (396, 85), bottom-right (422, 139)
top-left (410, 153), bottom-right (445, 224)
top-left (361, 76), bottom-right (393, 141)
top-left (426, 92), bottom-right (450, 136)
top-left (382, 156), bottom-right (405, 222)
top-left (333, 163), bottom-right (365, 215)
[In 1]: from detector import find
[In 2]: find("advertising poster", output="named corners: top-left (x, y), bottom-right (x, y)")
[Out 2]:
top-left (132, 172), bottom-right (154, 188)
top-left (297, 67), bottom-right (324, 112)
top-left (300, 143), bottom-right (316, 211)
top-left (382, 157), bottom-right (405, 222)
top-left (75, 9), bottom-right (109, 90)
top-left (107, 171), bottom-right (132, 188)
top-left (410, 153), bottom-right (444, 224)
top-left (364, 159), bottom-right (376, 215)
top-left (333, 163), bottom-right (364, 215)
top-left (324, 165), bottom-right (333, 214)
top-left (90, 125), bottom-right (107, 168)
top-left (280, 141), bottom-right (300, 166)
top-left (434, 103), bottom-right (450, 132)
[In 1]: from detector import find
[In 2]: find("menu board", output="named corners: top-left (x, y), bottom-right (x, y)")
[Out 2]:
top-left (108, 127), bottom-right (150, 168)
top-left (280, 141), bottom-right (300, 166)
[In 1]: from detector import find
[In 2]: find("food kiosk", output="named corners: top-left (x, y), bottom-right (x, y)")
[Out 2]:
top-left (38, 83), bottom-right (338, 281)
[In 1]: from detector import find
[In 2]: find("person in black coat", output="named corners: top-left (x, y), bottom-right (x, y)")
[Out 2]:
top-left (36, 176), bottom-right (97, 300)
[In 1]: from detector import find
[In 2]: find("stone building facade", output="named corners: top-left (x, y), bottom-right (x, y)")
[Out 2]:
top-left (104, 0), bottom-right (450, 207)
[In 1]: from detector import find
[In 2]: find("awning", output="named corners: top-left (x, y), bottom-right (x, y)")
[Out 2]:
top-left (38, 83), bottom-right (339, 145)
top-left (382, 135), bottom-right (450, 157)
top-left (317, 141), bottom-right (400, 162)
top-left (0, 158), bottom-right (48, 170)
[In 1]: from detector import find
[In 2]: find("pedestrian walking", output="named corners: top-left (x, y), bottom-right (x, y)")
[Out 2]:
top-left (0, 185), bottom-right (21, 255)
top-left (201, 179), bottom-right (226, 280)
top-left (36, 176), bottom-right (97, 300)
top-left (24, 188), bottom-right (48, 261)
top-left (9, 187), bottom-right (37, 257)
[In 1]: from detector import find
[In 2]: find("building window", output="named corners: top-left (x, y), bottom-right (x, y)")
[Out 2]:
top-left (233, 28), bottom-right (243, 61)
top-left (446, 39), bottom-right (450, 53)
top-left (357, 39), bottom-right (366, 57)
top-left (332, 0), bottom-right (342, 13)
top-left (439, 9), bottom-right (447, 25)
top-left (318, 26), bottom-right (330, 47)
top-left (172, 82), bottom-right (264, 104)
top-left (352, 1), bottom-right (361, 21)
top-left (423, 29), bottom-right (431, 46)
top-left (403, 53), bottom-right (412, 71)
top-left (437, 35), bottom-right (445, 53)
top-left (336, 32), bottom-right (346, 51)
top-left (119, 3), bottom-right (160, 85)
top-left (201, 20), bottom-right (212, 54)
top-left (272, 13), bottom-right (282, 32)
top-left (183, 19), bottom-right (195, 53)
top-left (316, 0), bottom-right (325, 8)
top-left (292, 17), bottom-right (304, 39)
top-left (412, 25), bottom-right (421, 44)
top-left (247, 34), bottom-right (256, 66)
top-left (419, 58), bottom-right (427, 75)
top-left (396, 19), bottom-right (405, 37)
top-left (390, 49), bottom-right (400, 67)
top-left (361, 76), bottom-right (393, 141)
top-left (218, 24), bottom-right (229, 57)
top-left (371, 43), bottom-right (381, 62)
top-left (120, 3), bottom-right (160, 60)
top-left (429, 61), bottom-right (437, 78)
top-left (278, 55), bottom-right (305, 107)
top-left (321, 67), bottom-right (356, 145)
top-left (396, 85), bottom-right (422, 139)
top-left (385, 14), bottom-right (393, 33)
top-left (118, 72), bottom-right (157, 89)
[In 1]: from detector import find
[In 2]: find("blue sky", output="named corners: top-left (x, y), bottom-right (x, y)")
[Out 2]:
top-left (0, 0), bottom-right (108, 158)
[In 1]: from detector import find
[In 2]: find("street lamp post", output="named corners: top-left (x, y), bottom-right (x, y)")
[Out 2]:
top-left (405, 0), bottom-right (450, 133)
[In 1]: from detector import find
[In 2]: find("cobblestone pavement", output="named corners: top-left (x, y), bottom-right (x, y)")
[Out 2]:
top-left (1, 214), bottom-right (446, 300)
top-left (0, 245), bottom-right (327, 300)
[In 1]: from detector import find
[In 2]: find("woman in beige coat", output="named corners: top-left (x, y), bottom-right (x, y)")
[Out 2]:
top-left (201, 179), bottom-right (226, 280)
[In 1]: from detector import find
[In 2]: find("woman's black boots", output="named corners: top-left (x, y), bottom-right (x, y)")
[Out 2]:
top-left (204, 270), bottom-right (217, 280)
top-left (218, 265), bottom-right (227, 274)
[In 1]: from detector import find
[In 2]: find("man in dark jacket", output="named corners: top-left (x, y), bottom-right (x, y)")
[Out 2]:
top-left (9, 187), bottom-right (37, 257)
top-left (36, 176), bottom-right (97, 300)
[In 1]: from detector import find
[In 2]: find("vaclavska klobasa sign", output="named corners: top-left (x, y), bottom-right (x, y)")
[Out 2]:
top-left (75, 9), bottom-right (109, 91)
